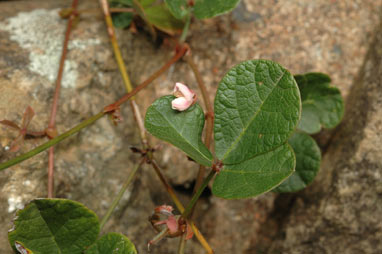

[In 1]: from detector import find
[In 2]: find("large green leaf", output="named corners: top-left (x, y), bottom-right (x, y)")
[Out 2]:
top-left (8, 199), bottom-right (99, 254)
top-left (193, 0), bottom-right (241, 19)
top-left (145, 95), bottom-right (213, 166)
top-left (274, 132), bottom-right (321, 193)
top-left (212, 144), bottom-right (295, 199)
top-left (84, 233), bottom-right (137, 254)
top-left (214, 59), bottom-right (301, 165)
top-left (295, 72), bottom-right (344, 134)
top-left (164, 0), bottom-right (240, 19)
top-left (145, 4), bottom-right (184, 35)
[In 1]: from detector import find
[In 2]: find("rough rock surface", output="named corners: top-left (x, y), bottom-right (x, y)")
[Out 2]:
top-left (267, 18), bottom-right (382, 254)
top-left (0, 0), bottom-right (380, 253)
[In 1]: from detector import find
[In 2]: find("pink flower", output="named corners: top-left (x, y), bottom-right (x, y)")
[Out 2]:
top-left (171, 82), bottom-right (196, 111)
top-left (154, 205), bottom-right (174, 216)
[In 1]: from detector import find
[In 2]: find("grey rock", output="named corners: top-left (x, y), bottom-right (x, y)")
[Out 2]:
top-left (0, 0), bottom-right (381, 254)
top-left (268, 19), bottom-right (382, 254)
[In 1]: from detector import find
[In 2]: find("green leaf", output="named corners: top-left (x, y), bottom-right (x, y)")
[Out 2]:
top-left (295, 72), bottom-right (344, 134)
top-left (164, 0), bottom-right (189, 19)
top-left (212, 143), bottom-right (295, 199)
top-left (139, 0), bottom-right (156, 8)
top-left (214, 59), bottom-right (301, 165)
top-left (145, 4), bottom-right (184, 35)
top-left (8, 199), bottom-right (99, 254)
top-left (109, 0), bottom-right (134, 29)
top-left (84, 233), bottom-right (137, 254)
top-left (193, 0), bottom-right (241, 19)
top-left (164, 0), bottom-right (241, 20)
top-left (274, 132), bottom-right (321, 193)
top-left (145, 95), bottom-right (213, 166)
top-left (112, 13), bottom-right (134, 29)
top-left (132, 0), bottom-right (157, 40)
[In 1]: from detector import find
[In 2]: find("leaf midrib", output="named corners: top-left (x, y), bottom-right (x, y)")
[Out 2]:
top-left (37, 205), bottom-right (88, 254)
top-left (33, 203), bottom-right (62, 254)
top-left (221, 69), bottom-right (287, 162)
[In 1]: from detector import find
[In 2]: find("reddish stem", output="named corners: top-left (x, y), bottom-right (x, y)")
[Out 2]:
top-left (47, 0), bottom-right (79, 198)
top-left (184, 54), bottom-right (214, 217)
top-left (25, 130), bottom-right (47, 137)
top-left (109, 8), bottom-right (135, 13)
top-left (104, 45), bottom-right (189, 113)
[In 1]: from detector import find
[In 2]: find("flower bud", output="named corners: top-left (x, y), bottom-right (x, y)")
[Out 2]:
top-left (171, 83), bottom-right (196, 111)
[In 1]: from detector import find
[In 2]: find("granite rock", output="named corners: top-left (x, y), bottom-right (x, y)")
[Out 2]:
top-left (267, 18), bottom-right (382, 254)
top-left (0, 0), bottom-right (381, 253)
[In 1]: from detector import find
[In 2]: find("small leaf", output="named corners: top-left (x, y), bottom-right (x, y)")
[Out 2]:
top-left (145, 95), bottom-right (213, 166)
top-left (274, 132), bottom-right (321, 193)
top-left (84, 233), bottom-right (137, 254)
top-left (214, 59), bottom-right (301, 165)
top-left (295, 72), bottom-right (344, 134)
top-left (145, 4), bottom-right (184, 35)
top-left (8, 199), bottom-right (100, 254)
top-left (164, 0), bottom-right (189, 19)
top-left (164, 0), bottom-right (240, 20)
top-left (112, 12), bottom-right (134, 29)
top-left (212, 144), bottom-right (295, 199)
top-left (193, 0), bottom-right (241, 19)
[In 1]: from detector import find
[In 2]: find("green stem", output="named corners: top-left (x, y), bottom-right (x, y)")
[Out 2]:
top-left (179, 12), bottom-right (191, 43)
top-left (148, 228), bottom-right (169, 250)
top-left (177, 232), bottom-right (187, 254)
top-left (0, 112), bottom-right (105, 171)
top-left (0, 46), bottom-right (187, 172)
top-left (99, 160), bottom-right (144, 230)
top-left (182, 170), bottom-right (216, 219)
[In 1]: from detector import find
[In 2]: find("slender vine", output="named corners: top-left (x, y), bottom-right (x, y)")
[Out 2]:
top-left (46, 0), bottom-right (79, 198)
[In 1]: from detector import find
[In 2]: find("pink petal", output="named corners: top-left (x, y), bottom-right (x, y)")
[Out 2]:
top-left (154, 220), bottom-right (167, 226)
top-left (166, 216), bottom-right (179, 234)
top-left (174, 82), bottom-right (195, 101)
top-left (172, 97), bottom-right (192, 111)
top-left (154, 205), bottom-right (174, 216)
